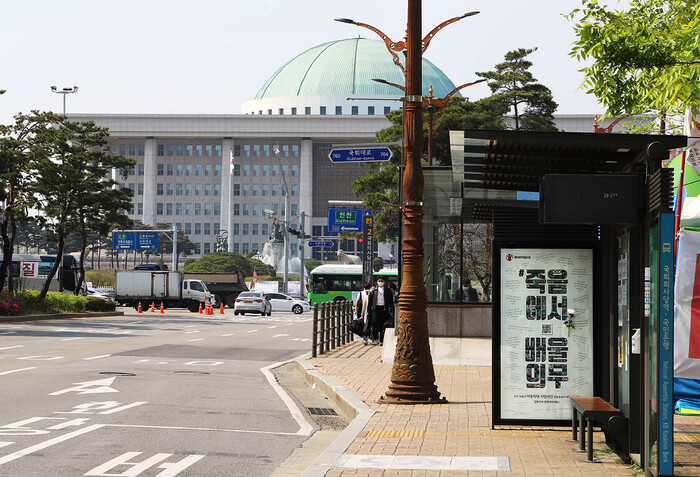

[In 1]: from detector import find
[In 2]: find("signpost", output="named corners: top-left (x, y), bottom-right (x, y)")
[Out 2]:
top-left (362, 215), bottom-right (374, 285)
top-left (328, 147), bottom-right (393, 163)
top-left (327, 207), bottom-right (371, 233)
top-left (112, 232), bottom-right (159, 250)
top-left (308, 241), bottom-right (334, 248)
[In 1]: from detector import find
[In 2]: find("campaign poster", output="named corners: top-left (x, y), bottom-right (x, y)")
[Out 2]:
top-left (500, 248), bottom-right (594, 421)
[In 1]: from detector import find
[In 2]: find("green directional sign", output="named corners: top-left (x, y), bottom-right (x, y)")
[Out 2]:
top-left (335, 210), bottom-right (356, 225)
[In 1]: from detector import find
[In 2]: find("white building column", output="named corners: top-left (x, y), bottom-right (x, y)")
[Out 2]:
top-left (299, 139), bottom-right (313, 233)
top-left (220, 138), bottom-right (234, 252)
top-left (142, 137), bottom-right (157, 226)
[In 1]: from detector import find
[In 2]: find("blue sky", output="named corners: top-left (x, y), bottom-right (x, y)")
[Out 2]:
top-left (0, 0), bottom-right (628, 125)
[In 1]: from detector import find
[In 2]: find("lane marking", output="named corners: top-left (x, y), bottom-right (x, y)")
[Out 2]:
top-left (0, 424), bottom-right (104, 466)
top-left (61, 338), bottom-right (85, 341)
top-left (0, 367), bottom-right (37, 376)
top-left (187, 338), bottom-right (204, 342)
top-left (99, 402), bottom-right (147, 415)
top-left (184, 330), bottom-right (201, 334)
top-left (247, 330), bottom-right (259, 333)
top-left (0, 346), bottom-right (24, 351)
top-left (83, 355), bottom-right (111, 361)
top-left (0, 443), bottom-right (12, 449)
top-left (105, 423), bottom-right (301, 436)
top-left (261, 360), bottom-right (313, 436)
top-left (221, 333), bottom-right (234, 337)
top-left (18, 356), bottom-right (63, 361)
top-left (0, 332), bottom-right (15, 335)
top-left (267, 326), bottom-right (277, 329)
top-left (272, 334), bottom-right (289, 338)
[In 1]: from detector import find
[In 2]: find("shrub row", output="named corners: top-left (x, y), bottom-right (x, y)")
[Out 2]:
top-left (0, 290), bottom-right (116, 315)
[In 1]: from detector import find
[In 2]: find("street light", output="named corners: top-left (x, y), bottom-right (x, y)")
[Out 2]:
top-left (50, 85), bottom-right (79, 115)
top-left (337, 1), bottom-right (477, 404)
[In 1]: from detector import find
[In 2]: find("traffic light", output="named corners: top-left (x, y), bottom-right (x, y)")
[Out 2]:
top-left (358, 237), bottom-right (364, 244)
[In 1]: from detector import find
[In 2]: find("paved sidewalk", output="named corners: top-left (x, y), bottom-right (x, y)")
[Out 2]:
top-left (307, 339), bottom-right (642, 477)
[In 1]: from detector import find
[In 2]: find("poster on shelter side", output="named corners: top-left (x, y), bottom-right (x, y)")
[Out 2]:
top-left (500, 248), bottom-right (594, 420)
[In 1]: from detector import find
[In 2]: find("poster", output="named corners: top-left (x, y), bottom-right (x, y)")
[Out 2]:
top-left (500, 248), bottom-right (594, 421)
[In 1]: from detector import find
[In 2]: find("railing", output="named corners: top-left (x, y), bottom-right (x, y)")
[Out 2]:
top-left (311, 301), bottom-right (354, 357)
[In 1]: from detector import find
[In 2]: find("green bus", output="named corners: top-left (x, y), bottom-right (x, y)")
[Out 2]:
top-left (308, 264), bottom-right (398, 305)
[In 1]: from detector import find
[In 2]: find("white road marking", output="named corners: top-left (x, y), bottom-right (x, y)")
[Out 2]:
top-left (18, 356), bottom-right (63, 361)
top-left (247, 330), bottom-right (259, 333)
top-left (261, 359), bottom-right (313, 436)
top-left (83, 355), bottom-right (111, 361)
top-left (106, 423), bottom-right (302, 436)
top-left (0, 442), bottom-right (12, 449)
top-left (49, 377), bottom-right (118, 396)
top-left (289, 338), bottom-right (311, 342)
top-left (184, 361), bottom-right (222, 366)
top-left (187, 338), bottom-right (204, 342)
top-left (0, 424), bottom-right (104, 466)
top-left (85, 452), bottom-right (204, 476)
top-left (99, 402), bottom-right (147, 415)
top-left (267, 325), bottom-right (277, 329)
top-left (0, 332), bottom-right (15, 335)
top-left (334, 455), bottom-right (511, 471)
top-left (184, 325), bottom-right (197, 328)
top-left (221, 333), bottom-right (234, 336)
top-left (272, 334), bottom-right (290, 338)
top-left (0, 367), bottom-right (37, 376)
top-left (184, 330), bottom-right (201, 334)
top-left (0, 346), bottom-right (23, 351)
top-left (61, 337), bottom-right (85, 341)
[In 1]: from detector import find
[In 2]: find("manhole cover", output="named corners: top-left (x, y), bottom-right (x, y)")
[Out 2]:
top-left (173, 371), bottom-right (210, 375)
top-left (99, 372), bottom-right (135, 377)
top-left (308, 407), bottom-right (338, 416)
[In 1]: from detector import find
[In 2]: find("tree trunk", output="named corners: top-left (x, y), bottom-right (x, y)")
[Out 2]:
top-left (40, 235), bottom-right (65, 301)
top-left (75, 224), bottom-right (88, 295)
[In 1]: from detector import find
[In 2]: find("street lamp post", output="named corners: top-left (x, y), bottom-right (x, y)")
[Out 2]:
top-left (337, 1), bottom-right (476, 404)
top-left (50, 85), bottom-right (78, 115)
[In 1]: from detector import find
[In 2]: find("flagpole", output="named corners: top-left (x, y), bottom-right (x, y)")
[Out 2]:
top-left (674, 150), bottom-right (687, 262)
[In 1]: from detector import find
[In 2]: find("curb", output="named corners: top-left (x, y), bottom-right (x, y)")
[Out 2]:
top-left (294, 358), bottom-right (375, 477)
top-left (0, 311), bottom-right (124, 323)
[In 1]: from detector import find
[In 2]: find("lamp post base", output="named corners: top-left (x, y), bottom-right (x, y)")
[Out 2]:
top-left (378, 383), bottom-right (448, 404)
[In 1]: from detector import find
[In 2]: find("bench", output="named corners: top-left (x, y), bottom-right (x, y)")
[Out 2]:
top-left (570, 396), bottom-right (627, 462)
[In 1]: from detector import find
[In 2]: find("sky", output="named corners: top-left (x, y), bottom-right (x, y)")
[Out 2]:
top-left (0, 0), bottom-right (629, 126)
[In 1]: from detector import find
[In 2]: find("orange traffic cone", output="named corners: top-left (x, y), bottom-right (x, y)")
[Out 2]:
top-left (160, 302), bottom-right (165, 313)
top-left (219, 302), bottom-right (225, 314)
top-left (198, 302), bottom-right (203, 314)
top-left (206, 301), bottom-right (212, 315)
top-left (137, 302), bottom-right (142, 313)
top-left (150, 301), bottom-right (155, 312)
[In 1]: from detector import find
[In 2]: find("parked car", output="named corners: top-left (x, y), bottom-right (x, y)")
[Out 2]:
top-left (265, 292), bottom-right (311, 314)
top-left (86, 288), bottom-right (113, 302)
top-left (233, 291), bottom-right (272, 316)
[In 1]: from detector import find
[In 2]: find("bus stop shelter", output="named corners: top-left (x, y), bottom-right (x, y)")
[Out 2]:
top-left (448, 129), bottom-right (687, 476)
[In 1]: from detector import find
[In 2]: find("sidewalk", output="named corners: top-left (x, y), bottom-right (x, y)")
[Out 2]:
top-left (304, 338), bottom-right (700, 477)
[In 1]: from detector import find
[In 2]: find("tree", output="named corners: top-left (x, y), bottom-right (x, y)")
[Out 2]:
top-left (13, 216), bottom-right (45, 254)
top-left (183, 252), bottom-right (252, 276)
top-left (476, 48), bottom-right (559, 131)
top-left (568, 0), bottom-right (700, 117)
top-left (437, 223), bottom-right (493, 302)
top-left (0, 111), bottom-right (59, 292)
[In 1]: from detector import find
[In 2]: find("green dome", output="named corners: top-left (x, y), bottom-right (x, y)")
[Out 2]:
top-left (254, 38), bottom-right (459, 100)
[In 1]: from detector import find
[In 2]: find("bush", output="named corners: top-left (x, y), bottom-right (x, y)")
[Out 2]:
top-left (85, 297), bottom-right (116, 312)
top-left (10, 289), bottom-right (43, 314)
top-left (0, 297), bottom-right (23, 315)
top-left (44, 293), bottom-right (86, 313)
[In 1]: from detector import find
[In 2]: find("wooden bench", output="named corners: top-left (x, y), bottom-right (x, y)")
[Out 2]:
top-left (570, 396), bottom-right (627, 462)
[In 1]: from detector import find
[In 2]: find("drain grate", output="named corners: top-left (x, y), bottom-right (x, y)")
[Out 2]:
top-left (99, 372), bottom-right (135, 377)
top-left (308, 407), bottom-right (338, 416)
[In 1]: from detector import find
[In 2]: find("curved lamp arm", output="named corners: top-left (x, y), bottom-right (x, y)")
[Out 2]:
top-left (422, 12), bottom-right (479, 53)
top-left (335, 18), bottom-right (406, 74)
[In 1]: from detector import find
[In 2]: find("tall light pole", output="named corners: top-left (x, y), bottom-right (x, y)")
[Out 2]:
top-left (50, 85), bottom-right (78, 115)
top-left (336, 3), bottom-right (478, 404)
top-left (274, 146), bottom-right (290, 294)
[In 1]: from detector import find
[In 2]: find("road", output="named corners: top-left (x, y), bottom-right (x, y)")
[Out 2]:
top-left (0, 308), bottom-right (317, 476)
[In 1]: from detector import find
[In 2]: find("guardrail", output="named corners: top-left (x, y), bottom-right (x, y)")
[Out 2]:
top-left (311, 301), bottom-right (354, 357)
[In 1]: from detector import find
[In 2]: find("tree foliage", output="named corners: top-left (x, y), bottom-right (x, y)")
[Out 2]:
top-left (437, 223), bottom-right (493, 301)
top-left (183, 252), bottom-right (253, 276)
top-left (476, 48), bottom-right (559, 131)
top-left (568, 0), bottom-right (700, 116)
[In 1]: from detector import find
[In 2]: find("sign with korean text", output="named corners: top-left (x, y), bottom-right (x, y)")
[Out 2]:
top-left (328, 147), bottom-right (392, 163)
top-left (362, 215), bottom-right (374, 285)
top-left (112, 232), bottom-right (159, 250)
top-left (327, 208), bottom-right (370, 233)
top-left (308, 241), bottom-right (334, 248)
top-left (499, 248), bottom-right (594, 421)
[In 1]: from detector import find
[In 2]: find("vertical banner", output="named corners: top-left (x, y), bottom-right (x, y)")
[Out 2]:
top-left (499, 248), bottom-right (594, 421)
top-left (362, 215), bottom-right (374, 285)
top-left (658, 214), bottom-right (674, 475)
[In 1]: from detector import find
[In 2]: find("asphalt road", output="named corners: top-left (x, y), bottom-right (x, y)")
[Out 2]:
top-left (0, 307), bottom-right (318, 476)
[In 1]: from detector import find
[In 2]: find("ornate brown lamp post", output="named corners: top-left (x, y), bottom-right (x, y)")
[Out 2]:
top-left (336, 2), bottom-right (478, 404)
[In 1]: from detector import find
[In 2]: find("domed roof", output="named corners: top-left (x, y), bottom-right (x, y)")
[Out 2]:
top-left (254, 38), bottom-right (459, 100)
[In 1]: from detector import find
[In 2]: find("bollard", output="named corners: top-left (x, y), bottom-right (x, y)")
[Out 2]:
top-left (312, 304), bottom-right (318, 358)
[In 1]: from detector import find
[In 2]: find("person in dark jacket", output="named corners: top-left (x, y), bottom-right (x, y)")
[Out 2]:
top-left (355, 282), bottom-right (372, 345)
top-left (367, 277), bottom-right (394, 345)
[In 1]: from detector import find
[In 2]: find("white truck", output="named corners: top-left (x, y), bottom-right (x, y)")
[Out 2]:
top-left (114, 270), bottom-right (211, 312)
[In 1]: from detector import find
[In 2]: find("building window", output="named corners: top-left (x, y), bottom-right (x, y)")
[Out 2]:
top-left (176, 164), bottom-right (183, 176)
top-left (272, 165), bottom-right (279, 177)
top-left (384, 106), bottom-right (391, 115)
top-left (253, 165), bottom-right (260, 177)
top-left (368, 106), bottom-right (375, 115)
top-left (242, 223), bottom-right (249, 235)
top-left (252, 184), bottom-right (259, 196)
top-left (203, 242), bottom-right (210, 254)
top-left (335, 106), bottom-right (342, 115)
top-left (186, 184), bottom-right (193, 196)
top-left (195, 223), bottom-right (201, 235)
top-left (291, 184), bottom-right (298, 196)
top-left (234, 145), bottom-right (241, 157)
top-left (167, 145), bottom-right (175, 156)
top-left (267, 109), bottom-right (272, 115)
top-left (186, 145), bottom-right (194, 157)
top-left (176, 184), bottom-right (183, 196)
top-left (177, 145), bottom-right (184, 156)
top-left (166, 184), bottom-right (173, 196)
top-left (214, 223), bottom-right (220, 235)
top-left (205, 184), bottom-right (211, 196)
top-left (242, 184), bottom-right (249, 196)
top-left (186, 164), bottom-right (193, 176)
top-left (215, 145), bottom-right (222, 157)
top-left (292, 145), bottom-right (299, 157)
top-left (156, 203), bottom-right (163, 215)
top-left (138, 164), bottom-right (144, 176)
top-left (214, 184), bottom-right (221, 196)
top-left (233, 204), bottom-right (240, 216)
top-left (252, 204), bottom-right (260, 216)
top-left (185, 203), bottom-right (192, 215)
top-left (206, 145), bottom-right (213, 157)
top-left (194, 203), bottom-right (201, 215)
top-left (205, 164), bottom-right (212, 176)
top-left (196, 145), bottom-right (203, 157)
top-left (195, 184), bottom-right (202, 196)
top-left (157, 145), bottom-right (164, 156)
top-left (262, 223), bottom-right (268, 236)
top-left (272, 184), bottom-right (279, 196)
top-left (213, 164), bottom-right (221, 176)
top-left (243, 165), bottom-right (251, 177)
top-left (233, 224), bottom-right (239, 235)
top-left (252, 224), bottom-right (258, 236)
top-left (176, 203), bottom-right (182, 215)
top-left (305, 107), bottom-right (311, 115)
top-left (291, 107), bottom-right (297, 115)
top-left (139, 144), bottom-right (145, 156)
top-left (167, 164), bottom-right (174, 176)
top-left (262, 165), bottom-right (269, 177)
top-left (194, 243), bottom-right (201, 255)
top-left (282, 165), bottom-right (289, 177)
top-left (233, 243), bottom-right (240, 253)
top-left (195, 164), bottom-right (203, 176)
top-left (278, 108), bottom-right (284, 115)
top-left (137, 203), bottom-right (143, 215)
top-left (204, 223), bottom-right (211, 235)
top-left (253, 145), bottom-right (260, 157)
top-left (166, 203), bottom-right (173, 215)
top-left (157, 184), bottom-right (164, 195)
top-left (320, 106), bottom-right (326, 115)
top-left (232, 164), bottom-right (240, 176)
top-left (263, 145), bottom-right (271, 157)
top-left (291, 164), bottom-right (299, 177)
top-left (137, 183), bottom-right (143, 196)
top-left (120, 144), bottom-right (127, 156)
top-left (262, 184), bottom-right (269, 196)
top-left (242, 243), bottom-right (249, 254)
top-left (128, 144), bottom-right (136, 156)
top-left (183, 222), bottom-right (191, 234)
top-left (282, 145), bottom-right (290, 157)
top-left (243, 204), bottom-right (250, 216)
top-left (204, 203), bottom-right (211, 215)
top-left (291, 203), bottom-right (298, 216)
top-left (352, 106), bottom-right (359, 115)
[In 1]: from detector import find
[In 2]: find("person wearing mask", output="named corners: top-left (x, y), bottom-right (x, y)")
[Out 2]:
top-left (355, 282), bottom-right (372, 345)
top-left (368, 277), bottom-right (394, 345)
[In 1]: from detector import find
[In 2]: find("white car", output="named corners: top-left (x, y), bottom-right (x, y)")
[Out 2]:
top-left (265, 292), bottom-right (311, 314)
top-left (86, 288), bottom-right (113, 302)
top-left (233, 291), bottom-right (272, 316)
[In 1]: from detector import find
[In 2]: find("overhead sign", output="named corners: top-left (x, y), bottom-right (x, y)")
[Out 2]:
top-left (327, 208), bottom-right (371, 233)
top-left (308, 241), bottom-right (334, 248)
top-left (112, 232), bottom-right (159, 250)
top-left (328, 147), bottom-right (392, 163)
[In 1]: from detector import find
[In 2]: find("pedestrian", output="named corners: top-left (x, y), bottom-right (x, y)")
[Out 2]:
top-left (355, 282), bottom-right (372, 345)
top-left (367, 277), bottom-right (394, 345)
top-left (388, 282), bottom-right (399, 321)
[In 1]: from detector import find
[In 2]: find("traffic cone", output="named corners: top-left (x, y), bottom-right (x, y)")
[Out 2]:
top-left (207, 301), bottom-right (213, 315)
top-left (198, 302), bottom-right (203, 314)
top-left (160, 302), bottom-right (165, 313)
top-left (150, 301), bottom-right (155, 312)
top-left (137, 302), bottom-right (142, 313)
top-left (219, 302), bottom-right (225, 314)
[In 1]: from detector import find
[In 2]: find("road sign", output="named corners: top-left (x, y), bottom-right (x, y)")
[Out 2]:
top-left (327, 207), bottom-right (371, 233)
top-left (362, 215), bottom-right (374, 285)
top-left (328, 147), bottom-right (393, 163)
top-left (308, 241), bottom-right (334, 248)
top-left (112, 232), bottom-right (159, 250)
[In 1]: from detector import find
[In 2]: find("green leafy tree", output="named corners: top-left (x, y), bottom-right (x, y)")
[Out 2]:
top-left (183, 252), bottom-right (252, 276)
top-left (476, 48), bottom-right (559, 131)
top-left (568, 0), bottom-right (700, 117)
top-left (0, 111), bottom-right (60, 292)
top-left (13, 216), bottom-right (45, 254)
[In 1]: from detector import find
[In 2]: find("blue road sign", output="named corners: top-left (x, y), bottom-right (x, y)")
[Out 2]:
top-left (327, 207), bottom-right (372, 233)
top-left (308, 241), bottom-right (334, 248)
top-left (328, 147), bottom-right (392, 163)
top-left (112, 232), bottom-right (159, 250)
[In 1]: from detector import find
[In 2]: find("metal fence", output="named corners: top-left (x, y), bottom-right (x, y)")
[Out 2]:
top-left (311, 301), bottom-right (354, 357)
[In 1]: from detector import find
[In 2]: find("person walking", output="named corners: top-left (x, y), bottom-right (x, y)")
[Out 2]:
top-left (355, 282), bottom-right (372, 345)
top-left (368, 277), bottom-right (394, 345)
